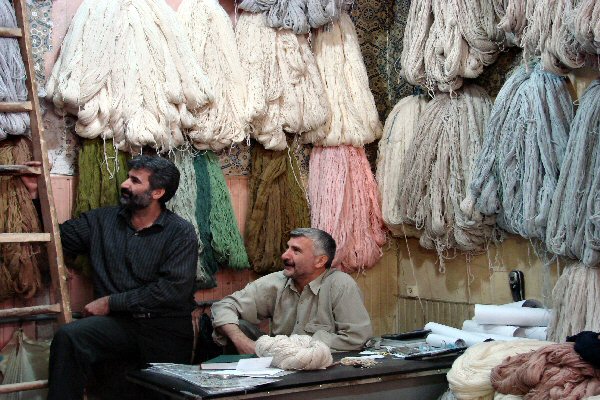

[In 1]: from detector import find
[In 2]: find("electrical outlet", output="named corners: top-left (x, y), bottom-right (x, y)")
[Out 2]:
top-left (407, 285), bottom-right (419, 297)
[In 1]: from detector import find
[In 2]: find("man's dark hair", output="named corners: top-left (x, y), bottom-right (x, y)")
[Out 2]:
top-left (289, 228), bottom-right (336, 269)
top-left (127, 155), bottom-right (180, 205)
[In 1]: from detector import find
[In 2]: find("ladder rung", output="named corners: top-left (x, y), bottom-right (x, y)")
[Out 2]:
top-left (0, 380), bottom-right (48, 394)
top-left (0, 233), bottom-right (51, 243)
top-left (0, 101), bottom-right (33, 112)
top-left (0, 27), bottom-right (22, 38)
top-left (0, 164), bottom-right (42, 176)
top-left (0, 303), bottom-right (61, 318)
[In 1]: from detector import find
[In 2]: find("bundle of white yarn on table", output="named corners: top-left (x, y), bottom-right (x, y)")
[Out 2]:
top-left (255, 334), bottom-right (333, 370)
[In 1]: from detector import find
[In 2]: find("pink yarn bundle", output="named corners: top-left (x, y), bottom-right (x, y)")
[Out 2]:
top-left (491, 342), bottom-right (600, 400)
top-left (309, 145), bottom-right (386, 273)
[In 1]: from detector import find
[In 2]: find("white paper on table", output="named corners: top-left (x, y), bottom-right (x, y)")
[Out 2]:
top-left (204, 367), bottom-right (286, 377)
top-left (474, 304), bottom-right (551, 327)
top-left (425, 333), bottom-right (465, 348)
top-left (237, 357), bottom-right (273, 371)
top-left (515, 326), bottom-right (547, 340)
top-left (424, 322), bottom-right (517, 347)
top-left (462, 320), bottom-right (519, 337)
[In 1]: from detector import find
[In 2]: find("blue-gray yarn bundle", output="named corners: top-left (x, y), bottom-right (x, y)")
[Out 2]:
top-left (239, 0), bottom-right (351, 34)
top-left (465, 63), bottom-right (573, 241)
top-left (546, 79), bottom-right (600, 267)
top-left (0, 0), bottom-right (29, 140)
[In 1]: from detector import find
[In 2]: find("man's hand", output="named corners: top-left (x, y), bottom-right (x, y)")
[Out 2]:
top-left (217, 324), bottom-right (257, 354)
top-left (20, 161), bottom-right (41, 199)
top-left (83, 296), bottom-right (110, 316)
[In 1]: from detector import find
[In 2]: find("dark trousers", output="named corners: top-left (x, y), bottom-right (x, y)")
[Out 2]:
top-left (47, 315), bottom-right (193, 400)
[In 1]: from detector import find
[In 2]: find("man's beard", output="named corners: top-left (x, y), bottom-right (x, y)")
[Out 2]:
top-left (120, 188), bottom-right (152, 210)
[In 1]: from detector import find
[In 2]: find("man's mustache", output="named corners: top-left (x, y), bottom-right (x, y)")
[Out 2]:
top-left (121, 188), bottom-right (132, 197)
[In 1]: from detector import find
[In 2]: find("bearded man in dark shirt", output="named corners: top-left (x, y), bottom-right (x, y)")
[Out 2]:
top-left (25, 155), bottom-right (198, 400)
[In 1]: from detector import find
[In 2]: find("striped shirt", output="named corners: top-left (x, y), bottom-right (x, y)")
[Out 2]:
top-left (60, 206), bottom-right (198, 317)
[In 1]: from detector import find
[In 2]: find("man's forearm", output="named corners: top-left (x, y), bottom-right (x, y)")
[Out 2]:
top-left (216, 323), bottom-right (256, 354)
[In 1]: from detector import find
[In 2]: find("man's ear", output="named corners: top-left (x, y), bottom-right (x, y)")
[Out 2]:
top-left (315, 254), bottom-right (328, 270)
top-left (151, 188), bottom-right (165, 201)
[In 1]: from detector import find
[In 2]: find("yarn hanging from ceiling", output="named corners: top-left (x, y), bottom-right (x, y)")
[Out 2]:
top-left (546, 79), bottom-right (600, 266)
top-left (0, 0), bottom-right (29, 140)
top-left (236, 11), bottom-right (329, 150)
top-left (309, 145), bottom-right (386, 273)
top-left (45, 0), bottom-right (213, 153)
top-left (177, 0), bottom-right (249, 152)
top-left (239, 0), bottom-right (351, 33)
top-left (394, 85), bottom-right (495, 266)
top-left (168, 150), bottom-right (213, 288)
top-left (494, 0), bottom-right (533, 46)
top-left (0, 137), bottom-right (43, 300)
top-left (567, 0), bottom-right (600, 55)
top-left (400, 0), bottom-right (433, 88)
top-left (521, 0), bottom-right (585, 75)
top-left (192, 153), bottom-right (218, 279)
top-left (74, 138), bottom-right (129, 217)
top-left (310, 12), bottom-right (382, 146)
top-left (376, 94), bottom-right (427, 238)
top-left (403, 0), bottom-right (507, 93)
top-left (203, 151), bottom-right (250, 270)
top-left (547, 262), bottom-right (600, 342)
top-left (466, 64), bottom-right (572, 241)
top-left (245, 144), bottom-right (310, 274)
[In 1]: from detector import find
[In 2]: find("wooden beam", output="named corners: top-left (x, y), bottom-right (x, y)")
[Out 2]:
top-left (0, 101), bottom-right (33, 112)
top-left (0, 304), bottom-right (61, 318)
top-left (0, 164), bottom-right (41, 176)
top-left (0, 233), bottom-right (51, 243)
top-left (0, 380), bottom-right (48, 394)
top-left (0, 27), bottom-right (22, 38)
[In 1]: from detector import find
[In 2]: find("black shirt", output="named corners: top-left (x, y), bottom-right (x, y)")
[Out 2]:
top-left (59, 206), bottom-right (198, 317)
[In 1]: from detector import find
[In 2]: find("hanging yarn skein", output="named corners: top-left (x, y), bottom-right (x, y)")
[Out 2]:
top-left (46, 0), bottom-right (213, 153)
top-left (310, 12), bottom-right (382, 146)
top-left (494, 0), bottom-right (532, 46)
top-left (466, 64), bottom-right (572, 241)
top-left (309, 145), bottom-right (386, 273)
top-left (395, 84), bottom-right (495, 266)
top-left (236, 11), bottom-right (329, 150)
top-left (546, 80), bottom-right (600, 265)
top-left (239, 0), bottom-right (350, 33)
top-left (567, 0), bottom-right (600, 55)
top-left (400, 0), bottom-right (433, 88)
top-left (168, 150), bottom-right (213, 288)
top-left (376, 94), bottom-right (427, 238)
top-left (177, 0), bottom-right (249, 152)
top-left (0, 0), bottom-right (29, 140)
top-left (255, 335), bottom-right (333, 370)
top-left (0, 138), bottom-right (43, 300)
top-left (245, 144), bottom-right (310, 274)
top-left (547, 262), bottom-right (600, 342)
top-left (203, 151), bottom-right (250, 270)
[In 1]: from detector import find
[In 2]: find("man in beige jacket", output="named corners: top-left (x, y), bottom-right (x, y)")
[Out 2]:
top-left (211, 228), bottom-right (373, 354)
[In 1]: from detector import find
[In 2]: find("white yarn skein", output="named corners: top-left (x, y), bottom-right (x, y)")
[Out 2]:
top-left (255, 334), bottom-right (333, 370)
top-left (447, 339), bottom-right (551, 400)
top-left (376, 95), bottom-right (426, 238)
top-left (312, 13), bottom-right (382, 147)
top-left (46, 0), bottom-right (213, 153)
top-left (178, 0), bottom-right (249, 152)
top-left (400, 0), bottom-right (433, 87)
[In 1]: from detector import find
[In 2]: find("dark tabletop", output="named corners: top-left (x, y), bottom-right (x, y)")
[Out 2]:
top-left (128, 352), bottom-right (456, 399)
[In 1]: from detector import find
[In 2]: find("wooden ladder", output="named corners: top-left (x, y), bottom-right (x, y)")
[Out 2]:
top-left (0, 0), bottom-right (72, 395)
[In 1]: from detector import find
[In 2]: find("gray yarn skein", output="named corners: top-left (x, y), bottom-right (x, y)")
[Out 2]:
top-left (0, 0), bottom-right (30, 140)
top-left (546, 80), bottom-right (600, 266)
top-left (468, 63), bottom-right (572, 241)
